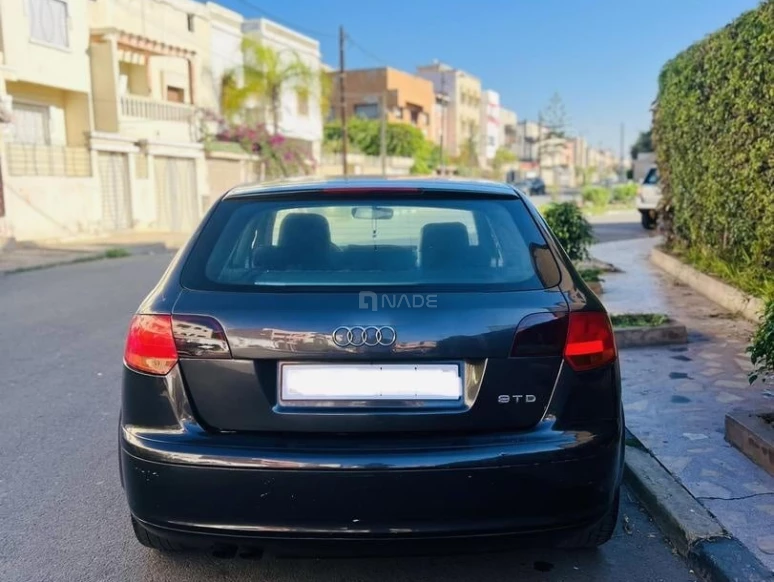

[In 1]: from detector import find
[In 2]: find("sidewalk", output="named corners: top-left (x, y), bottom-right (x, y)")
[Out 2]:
top-left (593, 236), bottom-right (774, 571)
top-left (0, 231), bottom-right (189, 274)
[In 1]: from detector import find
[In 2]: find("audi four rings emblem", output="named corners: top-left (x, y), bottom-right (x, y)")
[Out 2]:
top-left (332, 326), bottom-right (396, 347)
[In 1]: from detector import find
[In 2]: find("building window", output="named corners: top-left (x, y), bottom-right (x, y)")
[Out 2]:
top-left (28, 0), bottom-right (69, 48)
top-left (296, 89), bottom-right (309, 117)
top-left (353, 103), bottom-right (379, 119)
top-left (166, 86), bottom-right (185, 103)
top-left (187, 14), bottom-right (195, 32)
top-left (12, 102), bottom-right (51, 145)
top-left (394, 107), bottom-right (403, 119)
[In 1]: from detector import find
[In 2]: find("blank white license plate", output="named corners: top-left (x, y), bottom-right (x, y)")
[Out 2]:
top-left (280, 363), bottom-right (463, 404)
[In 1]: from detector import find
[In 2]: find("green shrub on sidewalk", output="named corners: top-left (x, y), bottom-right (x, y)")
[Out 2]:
top-left (611, 183), bottom-right (637, 205)
top-left (748, 299), bottom-right (774, 384)
top-left (581, 186), bottom-right (611, 208)
top-left (543, 202), bottom-right (594, 261)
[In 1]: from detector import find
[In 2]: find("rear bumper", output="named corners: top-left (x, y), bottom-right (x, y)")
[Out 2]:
top-left (120, 423), bottom-right (624, 549)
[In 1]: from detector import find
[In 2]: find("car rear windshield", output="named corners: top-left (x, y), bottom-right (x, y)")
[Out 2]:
top-left (181, 193), bottom-right (561, 292)
top-left (644, 168), bottom-right (659, 185)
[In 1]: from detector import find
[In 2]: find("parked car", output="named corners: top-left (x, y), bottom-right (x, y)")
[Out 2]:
top-left (528, 177), bottom-right (547, 196)
top-left (120, 177), bottom-right (624, 556)
top-left (512, 177), bottom-right (547, 196)
top-left (636, 166), bottom-right (661, 230)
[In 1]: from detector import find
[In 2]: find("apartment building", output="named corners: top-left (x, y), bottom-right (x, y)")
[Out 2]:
top-left (242, 18), bottom-right (323, 163)
top-left (0, 0), bottom-right (95, 240)
top-left (0, 0), bottom-right (232, 241)
top-left (417, 62), bottom-right (482, 162)
top-left (499, 107), bottom-right (517, 153)
top-left (88, 0), bottom-right (221, 234)
top-left (514, 119), bottom-right (544, 164)
top-left (330, 67), bottom-right (434, 139)
top-left (480, 89), bottom-right (499, 163)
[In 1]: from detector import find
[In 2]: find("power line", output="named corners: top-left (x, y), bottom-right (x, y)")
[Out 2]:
top-left (345, 34), bottom-right (390, 67)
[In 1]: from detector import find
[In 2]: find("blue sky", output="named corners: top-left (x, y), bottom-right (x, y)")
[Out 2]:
top-left (213, 0), bottom-right (761, 156)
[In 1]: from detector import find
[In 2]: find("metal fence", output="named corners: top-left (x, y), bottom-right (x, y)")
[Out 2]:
top-left (5, 143), bottom-right (92, 177)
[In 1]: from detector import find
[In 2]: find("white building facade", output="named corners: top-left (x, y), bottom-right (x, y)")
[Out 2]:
top-left (481, 89), bottom-right (500, 163)
top-left (207, 2), bottom-right (244, 111)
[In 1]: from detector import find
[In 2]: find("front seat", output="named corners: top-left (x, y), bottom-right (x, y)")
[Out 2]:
top-left (420, 222), bottom-right (470, 271)
top-left (276, 213), bottom-right (334, 270)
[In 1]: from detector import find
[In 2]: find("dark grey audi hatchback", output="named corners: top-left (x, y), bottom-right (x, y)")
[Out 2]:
top-left (120, 177), bottom-right (624, 556)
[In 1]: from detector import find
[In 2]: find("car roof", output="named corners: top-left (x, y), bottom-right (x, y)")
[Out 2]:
top-left (224, 176), bottom-right (521, 199)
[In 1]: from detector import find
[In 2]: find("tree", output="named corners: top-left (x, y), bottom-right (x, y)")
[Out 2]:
top-left (323, 118), bottom-right (436, 172)
top-left (540, 92), bottom-right (570, 139)
top-left (492, 147), bottom-right (517, 171)
top-left (456, 133), bottom-right (479, 169)
top-left (538, 93), bottom-right (570, 180)
top-left (222, 38), bottom-right (316, 136)
top-left (630, 129), bottom-right (653, 160)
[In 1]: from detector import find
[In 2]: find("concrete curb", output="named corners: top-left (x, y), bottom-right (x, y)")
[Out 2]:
top-left (0, 243), bottom-right (172, 276)
top-left (650, 247), bottom-right (765, 323)
top-left (624, 430), bottom-right (773, 581)
top-left (614, 321), bottom-right (689, 349)
top-left (725, 410), bottom-right (774, 478)
top-left (0, 251), bottom-right (106, 275)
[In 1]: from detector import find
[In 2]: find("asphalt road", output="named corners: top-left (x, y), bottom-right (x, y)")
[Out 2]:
top-left (588, 210), bottom-right (658, 244)
top-left (0, 245), bottom-right (693, 582)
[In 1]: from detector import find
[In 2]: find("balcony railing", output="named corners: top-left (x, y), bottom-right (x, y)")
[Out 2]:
top-left (120, 95), bottom-right (195, 123)
top-left (5, 143), bottom-right (92, 177)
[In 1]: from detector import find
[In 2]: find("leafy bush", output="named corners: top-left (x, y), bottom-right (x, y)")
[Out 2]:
top-left (748, 299), bottom-right (774, 384)
top-left (611, 183), bottom-right (638, 204)
top-left (653, 1), bottom-right (774, 286)
top-left (581, 186), bottom-right (611, 208)
top-left (578, 267), bottom-right (604, 282)
top-left (610, 313), bottom-right (670, 328)
top-left (543, 202), bottom-right (594, 261)
top-left (325, 118), bottom-right (436, 174)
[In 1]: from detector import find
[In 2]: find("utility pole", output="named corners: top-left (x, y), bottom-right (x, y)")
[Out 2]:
top-left (380, 92), bottom-right (387, 176)
top-left (536, 111), bottom-right (543, 179)
top-left (338, 26), bottom-right (348, 176)
top-left (619, 122), bottom-right (625, 181)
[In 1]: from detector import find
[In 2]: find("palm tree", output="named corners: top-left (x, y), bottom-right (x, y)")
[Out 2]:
top-left (222, 37), bottom-right (316, 136)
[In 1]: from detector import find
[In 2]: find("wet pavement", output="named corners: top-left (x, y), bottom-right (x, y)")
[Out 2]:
top-left (592, 236), bottom-right (774, 571)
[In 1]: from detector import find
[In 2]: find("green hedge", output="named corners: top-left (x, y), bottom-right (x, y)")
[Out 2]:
top-left (653, 1), bottom-right (774, 291)
top-left (611, 183), bottom-right (637, 204)
top-left (581, 186), bottom-right (611, 208)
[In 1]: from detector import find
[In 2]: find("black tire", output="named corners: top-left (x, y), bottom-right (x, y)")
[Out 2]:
top-left (641, 211), bottom-right (657, 230)
top-left (559, 490), bottom-right (620, 549)
top-left (131, 517), bottom-right (187, 552)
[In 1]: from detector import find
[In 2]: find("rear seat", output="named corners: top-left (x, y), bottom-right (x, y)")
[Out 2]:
top-left (337, 245), bottom-right (417, 272)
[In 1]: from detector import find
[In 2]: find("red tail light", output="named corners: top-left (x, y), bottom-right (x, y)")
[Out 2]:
top-left (322, 187), bottom-right (420, 195)
top-left (563, 312), bottom-right (617, 371)
top-left (124, 314), bottom-right (178, 375)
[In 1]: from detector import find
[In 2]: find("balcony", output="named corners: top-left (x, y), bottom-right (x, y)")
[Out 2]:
top-left (119, 95), bottom-right (196, 142)
top-left (90, 28), bottom-right (198, 143)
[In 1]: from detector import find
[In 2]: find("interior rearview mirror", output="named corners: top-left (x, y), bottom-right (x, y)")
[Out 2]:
top-left (351, 206), bottom-right (394, 220)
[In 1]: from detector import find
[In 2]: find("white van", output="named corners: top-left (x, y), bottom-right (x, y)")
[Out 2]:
top-left (636, 166), bottom-right (661, 230)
